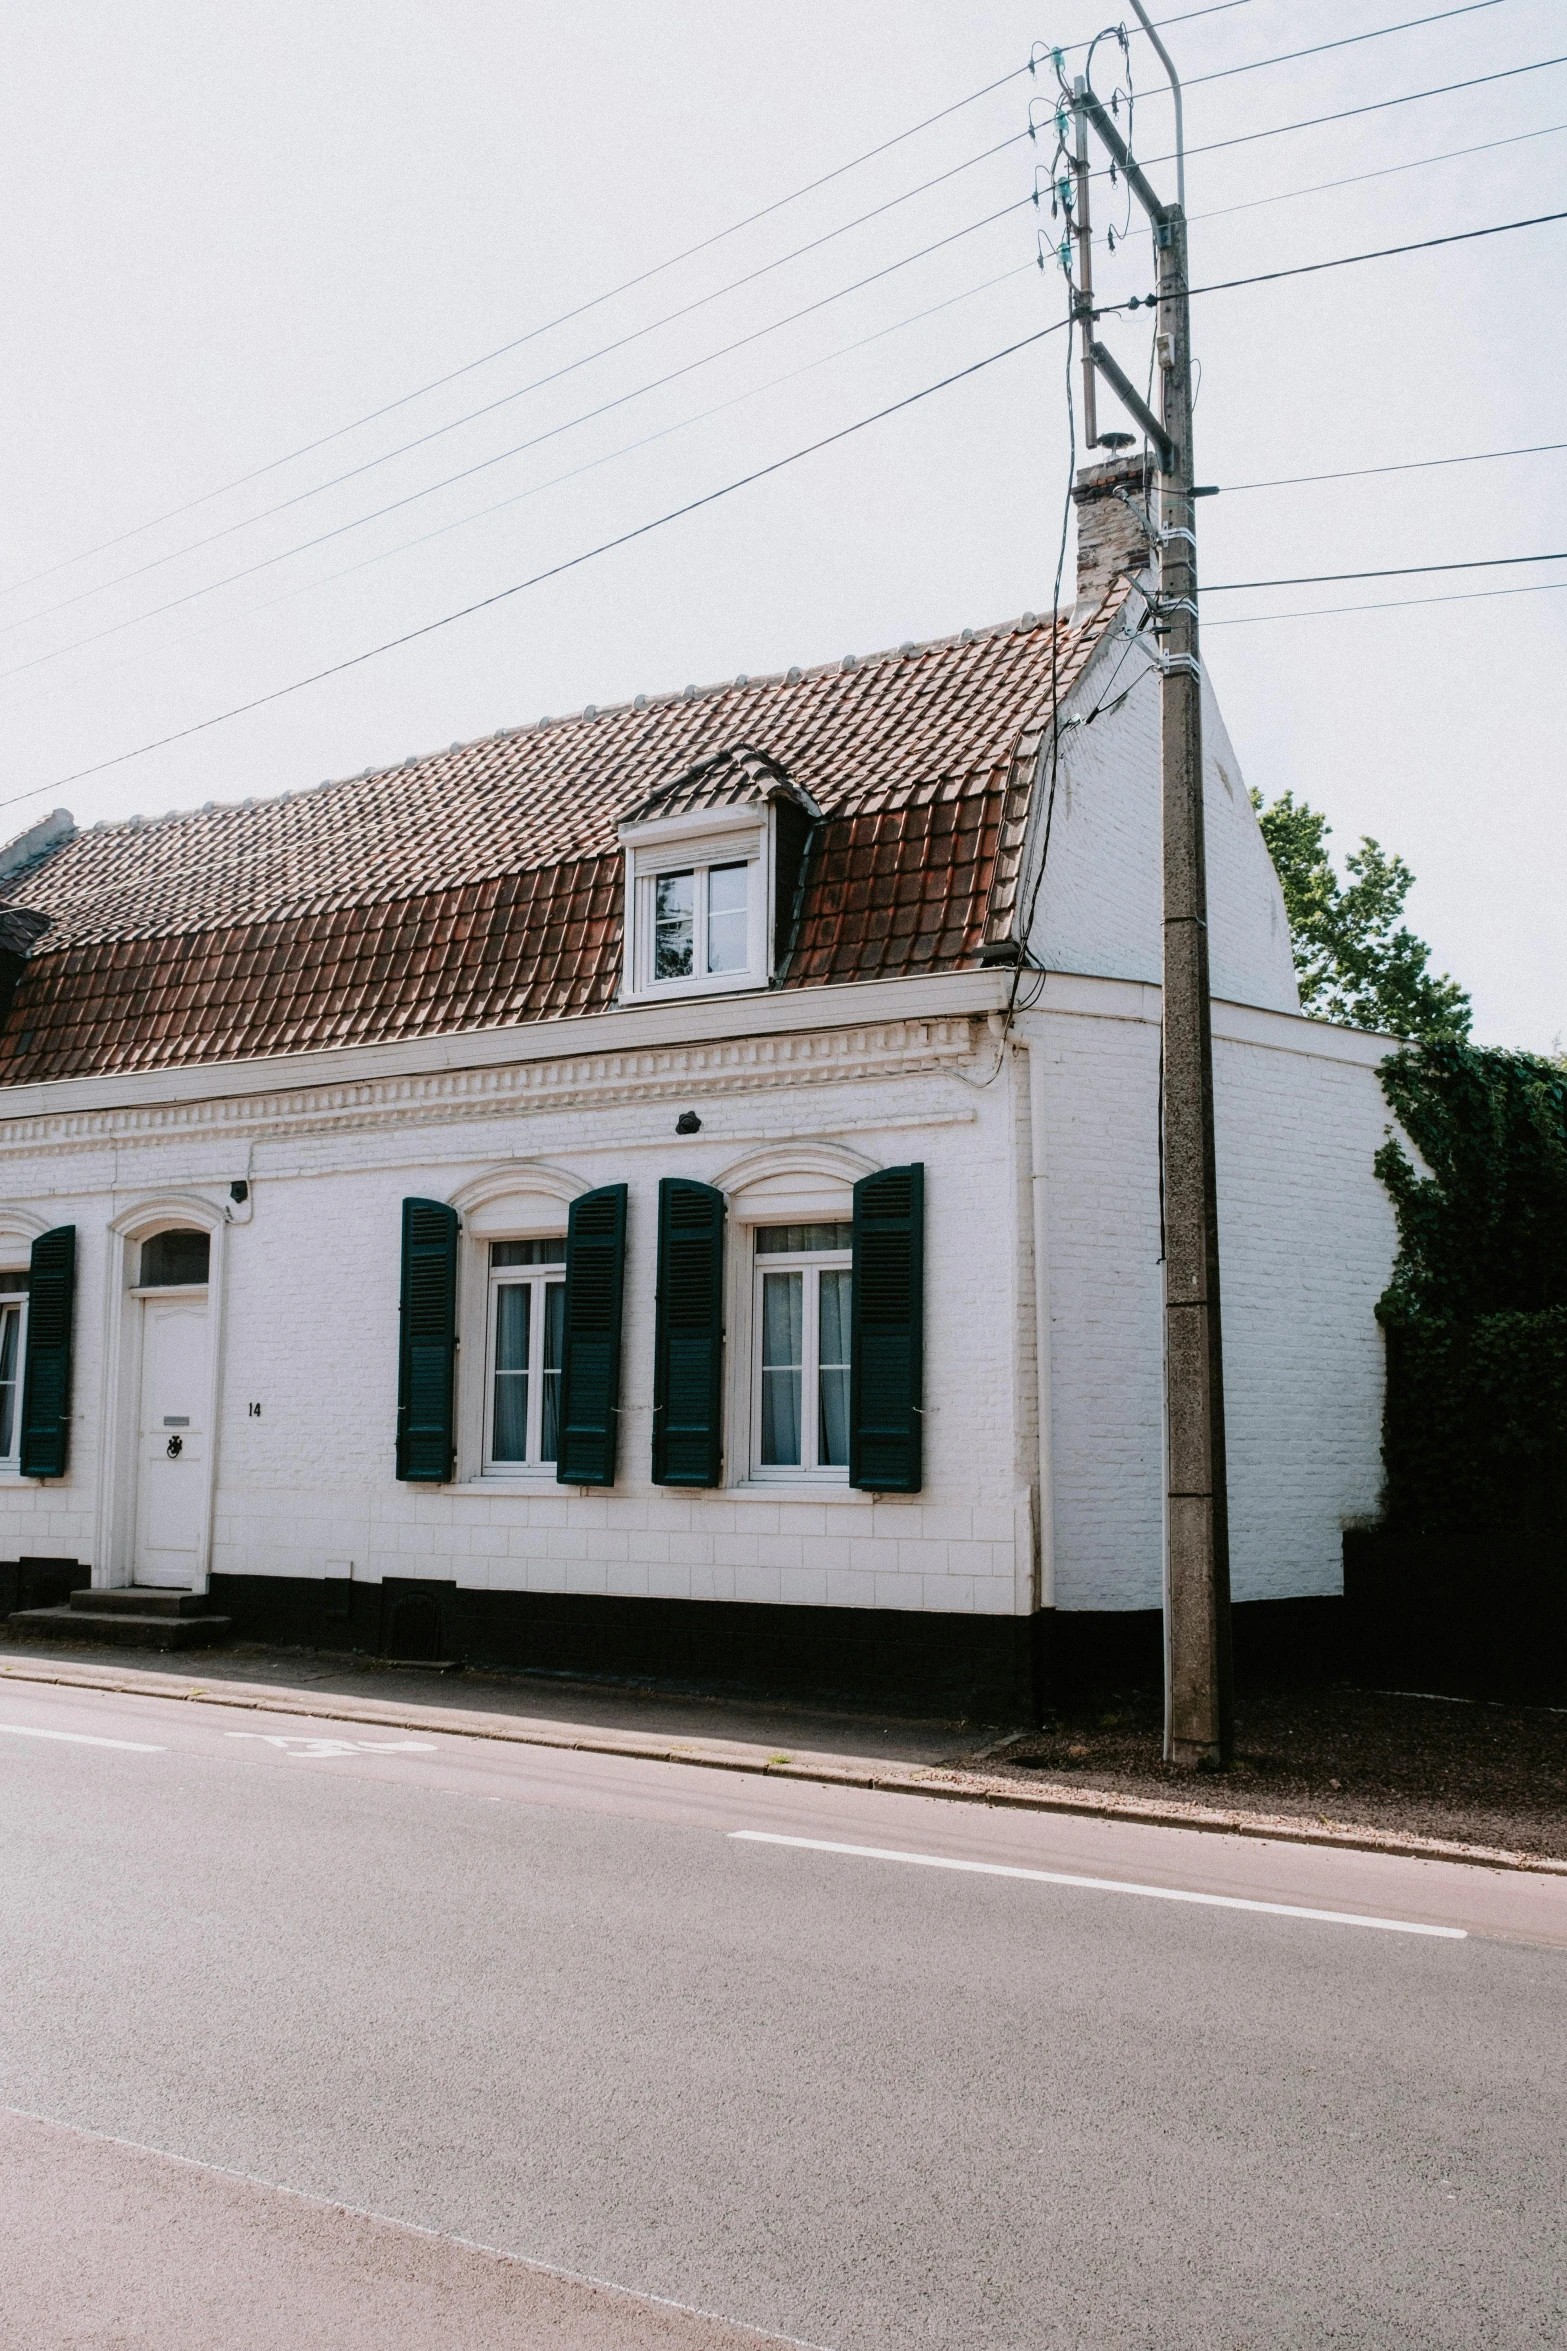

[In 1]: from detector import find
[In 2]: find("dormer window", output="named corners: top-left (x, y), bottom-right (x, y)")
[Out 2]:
top-left (655, 860), bottom-right (751, 981)
top-left (618, 745), bottom-right (819, 1005)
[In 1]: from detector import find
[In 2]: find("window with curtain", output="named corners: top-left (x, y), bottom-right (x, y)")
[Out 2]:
top-left (752, 1224), bottom-right (852, 1478)
top-left (0, 1269), bottom-right (27, 1468)
top-left (485, 1238), bottom-right (566, 1470)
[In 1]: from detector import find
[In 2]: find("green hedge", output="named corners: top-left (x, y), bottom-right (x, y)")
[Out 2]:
top-left (1379, 1303), bottom-right (1567, 1534)
top-left (1374, 1044), bottom-right (1567, 1541)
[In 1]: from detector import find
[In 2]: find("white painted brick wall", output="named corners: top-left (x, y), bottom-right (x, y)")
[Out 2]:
top-left (1215, 1023), bottom-right (1400, 1601)
top-left (1019, 989), bottom-right (1398, 1612)
top-left (0, 1047), bottom-right (1032, 1617)
top-left (0, 990), bottom-right (1395, 1623)
top-left (0, 622), bottom-right (1397, 1630)
top-left (1032, 640), bottom-right (1299, 1015)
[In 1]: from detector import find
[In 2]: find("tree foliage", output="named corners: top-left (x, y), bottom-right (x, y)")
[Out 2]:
top-left (1375, 1043), bottom-right (1567, 1322)
top-left (1252, 789), bottom-right (1470, 1042)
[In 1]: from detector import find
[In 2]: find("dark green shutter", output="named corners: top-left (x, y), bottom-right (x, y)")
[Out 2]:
top-left (556, 1184), bottom-right (628, 1487)
top-left (652, 1177), bottom-right (724, 1486)
top-left (397, 1198), bottom-right (458, 1483)
top-left (850, 1165), bottom-right (924, 1492)
top-left (18, 1225), bottom-right (75, 1480)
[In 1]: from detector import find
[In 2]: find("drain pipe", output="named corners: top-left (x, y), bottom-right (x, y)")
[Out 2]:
top-left (1026, 1036), bottom-right (1056, 1612)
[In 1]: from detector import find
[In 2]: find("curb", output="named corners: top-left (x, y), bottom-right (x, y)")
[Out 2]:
top-left (3, 1651), bottom-right (1564, 1880)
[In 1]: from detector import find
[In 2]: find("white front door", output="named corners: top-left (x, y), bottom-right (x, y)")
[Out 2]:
top-left (134, 1295), bottom-right (209, 1588)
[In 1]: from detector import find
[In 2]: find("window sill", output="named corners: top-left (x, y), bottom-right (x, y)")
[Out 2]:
top-left (449, 1473), bottom-right (572, 1495)
top-left (727, 1479), bottom-right (870, 1503)
top-left (622, 972), bottom-right (770, 1006)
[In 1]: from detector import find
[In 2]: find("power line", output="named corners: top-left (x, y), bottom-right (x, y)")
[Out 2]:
top-left (1168, 1), bottom-right (1517, 94)
top-left (5, 0), bottom-right (1257, 599)
top-left (0, 195), bottom-right (1034, 684)
top-left (1187, 206), bottom-right (1567, 298)
top-left (1060, 0), bottom-right (1265, 52)
top-left (1137, 51), bottom-right (1567, 174)
top-left (4, 133), bottom-right (1037, 641)
top-left (0, 1), bottom-right (1346, 617)
top-left (25, 185), bottom-right (1567, 682)
top-left (6, 261), bottom-right (1038, 712)
top-left (0, 62), bottom-right (1048, 600)
top-left (5, 8), bottom-right (1518, 631)
top-left (1215, 441), bottom-right (1567, 494)
top-left (1110, 118), bottom-right (1567, 245)
top-left (9, 316), bottom-right (1068, 810)
top-left (1204, 578), bottom-right (1567, 626)
top-left (1204, 551), bottom-right (1567, 591)
top-left (20, 204), bottom-right (1564, 697)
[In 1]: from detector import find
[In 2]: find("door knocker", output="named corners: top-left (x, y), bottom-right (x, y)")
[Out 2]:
top-left (165, 1434), bottom-right (184, 1458)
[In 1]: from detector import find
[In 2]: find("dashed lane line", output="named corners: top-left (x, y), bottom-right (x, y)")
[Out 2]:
top-left (730, 1831), bottom-right (1469, 1938)
top-left (0, 1719), bottom-right (165, 1753)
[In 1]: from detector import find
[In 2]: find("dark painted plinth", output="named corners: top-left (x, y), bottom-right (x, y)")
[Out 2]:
top-left (1045, 1595), bottom-right (1346, 1701)
top-left (1345, 1524), bottom-right (1567, 1706)
top-left (0, 1558), bottom-right (85, 1617)
top-left (209, 1574), bottom-right (1048, 1723)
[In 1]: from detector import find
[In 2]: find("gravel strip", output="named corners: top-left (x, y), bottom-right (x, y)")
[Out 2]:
top-left (959, 1685), bottom-right (1567, 1862)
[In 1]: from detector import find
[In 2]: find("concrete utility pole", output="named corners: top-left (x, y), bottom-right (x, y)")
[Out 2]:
top-left (1065, 14), bottom-right (1232, 1766)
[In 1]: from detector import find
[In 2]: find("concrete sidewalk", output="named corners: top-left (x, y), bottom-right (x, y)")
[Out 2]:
top-left (1, 2110), bottom-right (818, 2351)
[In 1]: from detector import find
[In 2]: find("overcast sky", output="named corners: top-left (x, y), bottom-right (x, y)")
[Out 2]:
top-left (2, 0), bottom-right (1562, 1046)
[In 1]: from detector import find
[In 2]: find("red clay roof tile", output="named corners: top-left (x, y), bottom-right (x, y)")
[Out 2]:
top-left (0, 599), bottom-right (1118, 1083)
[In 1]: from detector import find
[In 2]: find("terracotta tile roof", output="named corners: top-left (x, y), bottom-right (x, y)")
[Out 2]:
top-left (0, 596), bottom-right (1119, 1084)
top-left (620, 743), bottom-right (815, 828)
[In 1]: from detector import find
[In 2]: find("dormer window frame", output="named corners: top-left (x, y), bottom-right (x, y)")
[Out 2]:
top-left (619, 802), bottom-right (778, 1005)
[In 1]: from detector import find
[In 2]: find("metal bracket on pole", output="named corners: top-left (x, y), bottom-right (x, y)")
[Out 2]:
top-left (1088, 340), bottom-right (1178, 474)
top-left (1076, 90), bottom-right (1168, 225)
top-left (1119, 622), bottom-right (1201, 681)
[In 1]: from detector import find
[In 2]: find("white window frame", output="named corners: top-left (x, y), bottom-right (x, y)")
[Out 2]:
top-left (749, 1227), bottom-right (853, 1483)
top-left (619, 805), bottom-right (773, 1003)
top-left (0, 1277), bottom-right (28, 1472)
top-left (482, 1242), bottom-right (567, 1476)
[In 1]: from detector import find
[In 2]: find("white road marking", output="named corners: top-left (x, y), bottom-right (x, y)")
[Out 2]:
top-left (0, 1721), bottom-right (165, 1753)
top-left (224, 1733), bottom-right (439, 1759)
top-left (730, 1831), bottom-right (1468, 1939)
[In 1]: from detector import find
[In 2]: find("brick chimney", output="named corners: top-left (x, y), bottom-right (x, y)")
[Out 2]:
top-left (1071, 450), bottom-right (1155, 616)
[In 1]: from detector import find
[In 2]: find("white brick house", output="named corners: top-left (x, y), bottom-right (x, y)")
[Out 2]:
top-left (0, 457), bottom-right (1398, 1711)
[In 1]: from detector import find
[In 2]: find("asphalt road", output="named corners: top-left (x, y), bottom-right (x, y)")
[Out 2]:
top-left (1, 1679), bottom-right (1563, 2350)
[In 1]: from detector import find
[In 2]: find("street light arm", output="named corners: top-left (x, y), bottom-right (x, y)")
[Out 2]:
top-left (1127, 0), bottom-right (1185, 212)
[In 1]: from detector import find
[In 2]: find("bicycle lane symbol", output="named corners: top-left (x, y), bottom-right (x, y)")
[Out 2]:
top-left (225, 1733), bottom-right (441, 1760)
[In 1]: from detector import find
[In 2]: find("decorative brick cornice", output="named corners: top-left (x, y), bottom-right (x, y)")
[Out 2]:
top-left (0, 1015), bottom-right (985, 1162)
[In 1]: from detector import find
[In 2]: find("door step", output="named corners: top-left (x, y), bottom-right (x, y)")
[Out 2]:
top-left (8, 1587), bottom-right (232, 1651)
top-left (66, 1586), bottom-right (214, 1618)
